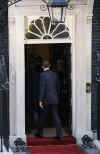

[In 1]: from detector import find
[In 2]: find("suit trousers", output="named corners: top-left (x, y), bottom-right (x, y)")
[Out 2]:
top-left (37, 104), bottom-right (63, 138)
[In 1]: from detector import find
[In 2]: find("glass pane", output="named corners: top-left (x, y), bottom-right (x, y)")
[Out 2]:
top-left (50, 23), bottom-right (58, 34)
top-left (66, 27), bottom-right (69, 31)
top-left (25, 16), bottom-right (69, 39)
top-left (31, 20), bottom-right (34, 24)
top-left (50, 7), bottom-right (62, 23)
top-left (44, 17), bottom-right (51, 33)
top-left (29, 24), bottom-right (42, 36)
top-left (40, 17), bottom-right (44, 20)
top-left (62, 7), bottom-right (66, 22)
top-left (25, 32), bottom-right (40, 39)
top-left (53, 24), bottom-right (65, 36)
top-left (35, 19), bottom-right (44, 33)
top-left (54, 31), bottom-right (69, 39)
top-left (43, 35), bottom-right (52, 39)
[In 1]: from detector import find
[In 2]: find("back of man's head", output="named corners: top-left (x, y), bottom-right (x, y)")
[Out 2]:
top-left (42, 60), bottom-right (50, 68)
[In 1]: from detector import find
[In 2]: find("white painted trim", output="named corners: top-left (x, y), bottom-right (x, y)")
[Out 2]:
top-left (9, 17), bottom-right (17, 137)
top-left (24, 39), bottom-right (72, 44)
top-left (15, 16), bottom-right (26, 138)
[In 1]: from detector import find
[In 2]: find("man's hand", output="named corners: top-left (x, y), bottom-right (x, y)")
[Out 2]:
top-left (39, 101), bottom-right (44, 109)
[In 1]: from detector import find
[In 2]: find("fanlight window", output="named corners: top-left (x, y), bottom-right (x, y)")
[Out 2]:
top-left (25, 17), bottom-right (70, 39)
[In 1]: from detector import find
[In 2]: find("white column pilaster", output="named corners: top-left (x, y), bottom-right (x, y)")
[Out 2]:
top-left (74, 8), bottom-right (92, 143)
top-left (9, 17), bottom-right (17, 137)
top-left (15, 16), bottom-right (26, 140)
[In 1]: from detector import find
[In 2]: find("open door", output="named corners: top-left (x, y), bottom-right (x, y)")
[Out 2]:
top-left (25, 43), bottom-right (72, 136)
top-left (49, 44), bottom-right (72, 133)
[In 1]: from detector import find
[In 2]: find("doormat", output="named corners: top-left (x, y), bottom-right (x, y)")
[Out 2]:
top-left (28, 144), bottom-right (85, 154)
top-left (27, 136), bottom-right (76, 146)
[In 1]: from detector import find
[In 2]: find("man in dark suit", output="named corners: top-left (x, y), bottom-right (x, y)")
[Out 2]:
top-left (36, 60), bottom-right (63, 140)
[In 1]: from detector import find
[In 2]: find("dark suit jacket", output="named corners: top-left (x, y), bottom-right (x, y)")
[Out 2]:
top-left (39, 70), bottom-right (60, 104)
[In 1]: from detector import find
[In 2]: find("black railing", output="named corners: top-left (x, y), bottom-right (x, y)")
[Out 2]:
top-left (96, 77), bottom-right (100, 140)
top-left (0, 55), bottom-right (9, 152)
top-left (0, 90), bottom-right (9, 152)
top-left (95, 52), bottom-right (100, 140)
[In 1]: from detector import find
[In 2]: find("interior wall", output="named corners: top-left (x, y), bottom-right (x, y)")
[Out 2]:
top-left (27, 44), bottom-right (50, 61)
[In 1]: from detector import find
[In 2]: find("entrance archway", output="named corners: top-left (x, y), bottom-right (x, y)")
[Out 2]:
top-left (9, 15), bottom-right (76, 142)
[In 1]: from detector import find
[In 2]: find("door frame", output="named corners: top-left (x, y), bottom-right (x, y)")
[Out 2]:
top-left (9, 15), bottom-right (76, 142)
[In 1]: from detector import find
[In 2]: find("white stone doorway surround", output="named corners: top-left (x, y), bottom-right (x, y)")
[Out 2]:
top-left (9, 5), bottom-right (93, 144)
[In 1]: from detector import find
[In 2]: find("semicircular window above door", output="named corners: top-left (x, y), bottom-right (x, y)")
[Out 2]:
top-left (25, 17), bottom-right (70, 40)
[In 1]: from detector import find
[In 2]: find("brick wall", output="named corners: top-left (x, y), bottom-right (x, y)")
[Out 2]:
top-left (0, 0), bottom-right (9, 74)
top-left (0, 0), bottom-right (9, 139)
top-left (92, 0), bottom-right (100, 130)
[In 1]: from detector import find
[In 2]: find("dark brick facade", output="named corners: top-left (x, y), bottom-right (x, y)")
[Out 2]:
top-left (92, 0), bottom-right (100, 131)
top-left (0, 0), bottom-right (9, 140)
top-left (0, 0), bottom-right (9, 74)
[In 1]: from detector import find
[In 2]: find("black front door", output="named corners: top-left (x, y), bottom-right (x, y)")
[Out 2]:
top-left (50, 43), bottom-right (72, 133)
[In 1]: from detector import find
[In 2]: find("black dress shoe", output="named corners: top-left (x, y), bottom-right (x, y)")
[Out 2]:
top-left (34, 133), bottom-right (43, 138)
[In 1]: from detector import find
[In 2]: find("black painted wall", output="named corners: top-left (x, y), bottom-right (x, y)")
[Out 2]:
top-left (0, 0), bottom-right (8, 71)
top-left (0, 0), bottom-right (9, 138)
top-left (92, 0), bottom-right (100, 131)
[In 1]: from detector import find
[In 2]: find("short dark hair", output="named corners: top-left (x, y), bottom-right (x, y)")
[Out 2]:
top-left (42, 60), bottom-right (50, 68)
